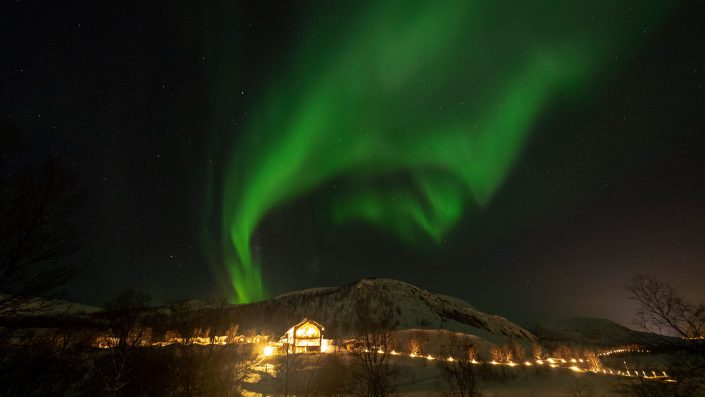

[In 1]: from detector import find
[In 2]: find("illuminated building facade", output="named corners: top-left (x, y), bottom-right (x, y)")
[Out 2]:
top-left (280, 318), bottom-right (324, 353)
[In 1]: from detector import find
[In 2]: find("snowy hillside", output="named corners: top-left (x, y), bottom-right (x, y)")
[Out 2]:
top-left (226, 278), bottom-right (535, 345)
top-left (525, 317), bottom-right (665, 347)
top-left (0, 294), bottom-right (100, 317)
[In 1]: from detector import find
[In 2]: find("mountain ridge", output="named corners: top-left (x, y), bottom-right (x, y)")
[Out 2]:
top-left (227, 278), bottom-right (536, 345)
top-left (524, 317), bottom-right (670, 347)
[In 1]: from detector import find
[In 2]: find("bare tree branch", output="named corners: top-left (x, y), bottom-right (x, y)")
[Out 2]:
top-left (626, 275), bottom-right (705, 394)
top-left (349, 294), bottom-right (398, 397)
top-left (0, 159), bottom-right (84, 316)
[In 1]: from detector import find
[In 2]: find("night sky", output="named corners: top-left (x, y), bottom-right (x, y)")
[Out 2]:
top-left (2, 1), bottom-right (704, 326)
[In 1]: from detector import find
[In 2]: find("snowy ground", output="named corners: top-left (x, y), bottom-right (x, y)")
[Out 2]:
top-left (244, 353), bottom-right (647, 396)
top-left (394, 358), bottom-right (624, 397)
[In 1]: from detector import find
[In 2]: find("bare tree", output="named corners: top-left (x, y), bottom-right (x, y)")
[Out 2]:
top-left (349, 296), bottom-right (398, 397)
top-left (179, 343), bottom-right (257, 397)
top-left (0, 122), bottom-right (84, 316)
top-left (437, 334), bottom-right (482, 397)
top-left (276, 342), bottom-right (300, 397)
top-left (216, 345), bottom-right (258, 397)
top-left (306, 353), bottom-right (350, 397)
top-left (490, 344), bottom-right (513, 363)
top-left (627, 275), bottom-right (704, 339)
top-left (0, 326), bottom-right (96, 396)
top-left (626, 275), bottom-right (705, 395)
top-left (164, 300), bottom-right (210, 396)
top-left (584, 350), bottom-right (602, 372)
top-left (95, 289), bottom-right (153, 396)
top-left (507, 338), bottom-right (525, 362)
top-left (553, 345), bottom-right (574, 360)
top-left (409, 338), bottom-right (422, 356)
top-left (531, 343), bottom-right (545, 360)
top-left (204, 296), bottom-right (232, 345)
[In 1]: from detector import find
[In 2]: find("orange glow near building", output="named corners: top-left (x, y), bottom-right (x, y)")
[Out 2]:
top-left (263, 345), bottom-right (275, 356)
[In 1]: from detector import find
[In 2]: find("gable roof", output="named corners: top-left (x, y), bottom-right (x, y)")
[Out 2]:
top-left (292, 318), bottom-right (324, 331)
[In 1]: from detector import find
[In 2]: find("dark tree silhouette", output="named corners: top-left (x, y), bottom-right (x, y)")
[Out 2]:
top-left (626, 275), bottom-right (705, 396)
top-left (0, 121), bottom-right (84, 316)
top-left (437, 334), bottom-right (482, 397)
top-left (349, 295), bottom-right (398, 397)
top-left (95, 289), bottom-right (153, 396)
top-left (628, 275), bottom-right (704, 339)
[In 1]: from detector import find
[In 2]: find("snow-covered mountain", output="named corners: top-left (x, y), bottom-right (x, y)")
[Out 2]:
top-left (227, 278), bottom-right (535, 344)
top-left (0, 294), bottom-right (100, 317)
top-left (525, 317), bottom-right (666, 347)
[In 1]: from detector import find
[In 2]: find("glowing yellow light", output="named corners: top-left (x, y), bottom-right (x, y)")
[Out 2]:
top-left (263, 346), bottom-right (275, 356)
top-left (426, 355), bottom-right (435, 360)
top-left (295, 323), bottom-right (321, 338)
top-left (536, 359), bottom-right (544, 365)
top-left (524, 361), bottom-right (532, 366)
top-left (570, 366), bottom-right (584, 373)
top-left (321, 339), bottom-right (332, 353)
top-left (447, 357), bottom-right (454, 362)
top-left (391, 350), bottom-right (399, 355)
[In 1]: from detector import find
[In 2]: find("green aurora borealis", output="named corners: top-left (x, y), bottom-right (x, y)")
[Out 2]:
top-left (213, 1), bottom-right (669, 303)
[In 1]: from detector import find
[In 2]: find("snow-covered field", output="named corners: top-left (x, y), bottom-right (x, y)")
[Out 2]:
top-left (245, 353), bottom-right (645, 396)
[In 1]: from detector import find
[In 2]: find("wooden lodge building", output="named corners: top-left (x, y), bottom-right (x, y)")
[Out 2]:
top-left (280, 318), bottom-right (325, 353)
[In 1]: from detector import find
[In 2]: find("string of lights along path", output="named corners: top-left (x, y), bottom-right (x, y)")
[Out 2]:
top-left (96, 336), bottom-right (674, 383)
top-left (258, 346), bottom-right (674, 383)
